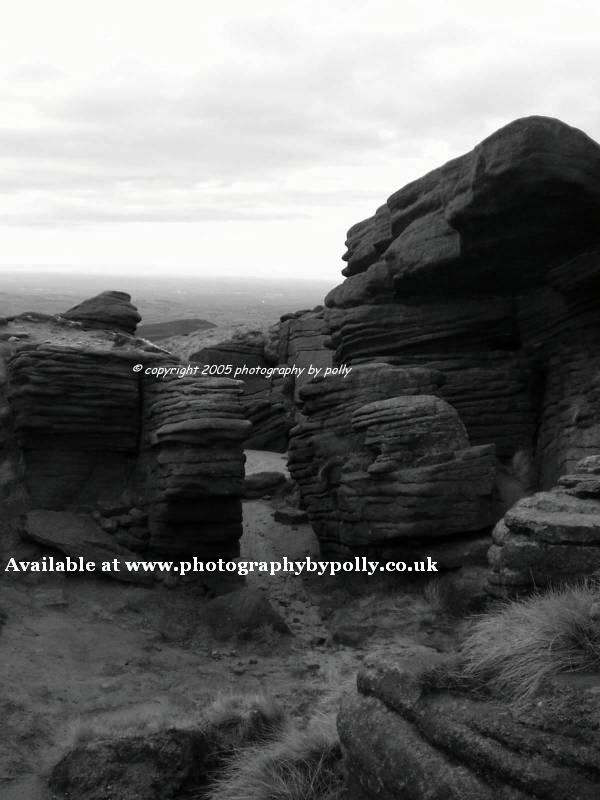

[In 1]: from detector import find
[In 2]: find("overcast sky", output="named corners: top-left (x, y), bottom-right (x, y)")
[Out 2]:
top-left (1, 0), bottom-right (599, 280)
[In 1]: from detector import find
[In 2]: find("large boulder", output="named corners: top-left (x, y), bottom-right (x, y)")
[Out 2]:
top-left (140, 372), bottom-right (250, 559)
top-left (62, 290), bottom-right (141, 335)
top-left (49, 694), bottom-right (286, 800)
top-left (23, 510), bottom-right (154, 584)
top-left (7, 343), bottom-right (141, 509)
top-left (338, 652), bottom-right (600, 799)
top-left (488, 455), bottom-right (600, 596)
top-left (288, 366), bottom-right (496, 562)
top-left (324, 117), bottom-right (600, 487)
top-left (0, 300), bottom-right (250, 566)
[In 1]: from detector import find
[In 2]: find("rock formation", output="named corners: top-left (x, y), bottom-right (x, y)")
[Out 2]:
top-left (49, 694), bottom-right (286, 800)
top-left (489, 455), bottom-right (600, 596)
top-left (190, 306), bottom-right (331, 450)
top-left (190, 328), bottom-right (293, 450)
top-left (140, 371), bottom-right (249, 559)
top-left (62, 290), bottom-right (142, 335)
top-left (0, 297), bottom-right (249, 570)
top-left (287, 116), bottom-right (600, 567)
top-left (264, 305), bottom-right (332, 399)
top-left (289, 366), bottom-right (496, 563)
top-left (338, 651), bottom-right (600, 799)
top-left (323, 116), bottom-right (600, 486)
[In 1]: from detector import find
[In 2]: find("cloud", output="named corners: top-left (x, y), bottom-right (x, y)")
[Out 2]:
top-left (0, 0), bottom-right (599, 237)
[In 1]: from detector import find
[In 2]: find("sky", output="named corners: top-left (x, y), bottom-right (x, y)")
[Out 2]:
top-left (1, 0), bottom-right (599, 280)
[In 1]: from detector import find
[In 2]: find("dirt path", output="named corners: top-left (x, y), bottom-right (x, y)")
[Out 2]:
top-left (0, 466), bottom-right (457, 797)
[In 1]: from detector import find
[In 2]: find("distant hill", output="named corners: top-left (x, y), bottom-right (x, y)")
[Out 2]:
top-left (137, 318), bottom-right (216, 340)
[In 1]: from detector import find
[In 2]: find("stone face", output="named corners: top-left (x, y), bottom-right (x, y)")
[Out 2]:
top-left (7, 344), bottom-right (140, 508)
top-left (191, 329), bottom-right (292, 451)
top-left (339, 116), bottom-right (600, 286)
top-left (265, 306), bottom-right (333, 398)
top-left (190, 307), bottom-right (331, 451)
top-left (48, 697), bottom-right (286, 800)
top-left (288, 366), bottom-right (496, 561)
top-left (488, 456), bottom-right (600, 596)
top-left (49, 729), bottom-right (204, 800)
top-left (23, 510), bottom-right (154, 585)
top-left (140, 372), bottom-right (250, 558)
top-left (338, 653), bottom-right (600, 800)
top-left (62, 291), bottom-right (141, 334)
top-left (0, 303), bottom-right (249, 567)
top-left (324, 117), bottom-right (600, 487)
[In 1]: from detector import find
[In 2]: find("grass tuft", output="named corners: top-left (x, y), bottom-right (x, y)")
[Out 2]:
top-left (200, 691), bottom-right (287, 748)
top-left (460, 582), bottom-right (600, 704)
top-left (203, 715), bottom-right (345, 800)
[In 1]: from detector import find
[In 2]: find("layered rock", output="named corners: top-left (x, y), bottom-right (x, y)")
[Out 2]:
top-left (191, 307), bottom-right (331, 451)
top-left (7, 343), bottom-right (140, 508)
top-left (191, 329), bottom-right (292, 451)
top-left (0, 300), bottom-right (249, 566)
top-left (288, 365), bottom-right (496, 562)
top-left (338, 652), bottom-right (600, 799)
top-left (23, 510), bottom-right (154, 584)
top-left (265, 305), bottom-right (332, 398)
top-left (62, 290), bottom-right (141, 334)
top-left (488, 456), bottom-right (600, 596)
top-left (324, 117), bottom-right (600, 487)
top-left (0, 336), bottom-right (27, 513)
top-left (141, 372), bottom-right (250, 558)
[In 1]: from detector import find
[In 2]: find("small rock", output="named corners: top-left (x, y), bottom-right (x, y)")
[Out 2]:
top-left (273, 507), bottom-right (309, 525)
top-left (331, 623), bottom-right (371, 647)
top-left (201, 587), bottom-right (292, 641)
top-left (243, 471), bottom-right (288, 499)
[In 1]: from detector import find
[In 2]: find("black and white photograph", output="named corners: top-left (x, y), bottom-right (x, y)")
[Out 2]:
top-left (1, 1), bottom-right (600, 798)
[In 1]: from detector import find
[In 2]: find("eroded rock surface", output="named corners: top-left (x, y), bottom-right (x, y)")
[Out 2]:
top-left (324, 117), bottom-right (600, 488)
top-left (62, 290), bottom-right (142, 335)
top-left (49, 694), bottom-right (286, 800)
top-left (190, 307), bottom-right (331, 451)
top-left (338, 653), bottom-right (600, 799)
top-left (0, 298), bottom-right (249, 567)
top-left (288, 365), bottom-right (496, 562)
top-left (282, 116), bottom-right (600, 569)
top-left (141, 373), bottom-right (249, 559)
top-left (488, 455), bottom-right (600, 596)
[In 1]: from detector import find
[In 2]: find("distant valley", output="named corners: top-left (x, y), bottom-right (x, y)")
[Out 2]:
top-left (0, 270), bottom-right (337, 331)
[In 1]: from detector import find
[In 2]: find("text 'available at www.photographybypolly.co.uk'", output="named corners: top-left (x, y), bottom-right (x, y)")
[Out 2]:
top-left (4, 555), bottom-right (438, 577)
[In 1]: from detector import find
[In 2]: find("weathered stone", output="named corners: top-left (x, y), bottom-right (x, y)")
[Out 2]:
top-left (62, 290), bottom-right (141, 334)
top-left (273, 507), bottom-right (309, 525)
top-left (289, 376), bottom-right (496, 560)
top-left (190, 307), bottom-right (332, 451)
top-left (23, 510), bottom-right (153, 585)
top-left (325, 116), bottom-right (600, 487)
top-left (243, 471), bottom-right (288, 499)
top-left (0, 302), bottom-right (250, 566)
top-left (201, 587), bottom-right (292, 640)
top-left (48, 694), bottom-right (286, 800)
top-left (488, 456), bottom-right (600, 596)
top-left (338, 653), bottom-right (600, 799)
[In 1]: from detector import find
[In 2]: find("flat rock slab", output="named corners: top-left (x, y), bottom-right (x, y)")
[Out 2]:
top-left (244, 449), bottom-right (290, 477)
top-left (24, 510), bottom-right (154, 585)
top-left (243, 471), bottom-right (288, 499)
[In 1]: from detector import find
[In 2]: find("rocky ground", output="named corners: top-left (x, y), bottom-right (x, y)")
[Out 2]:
top-left (0, 449), bottom-right (458, 799)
